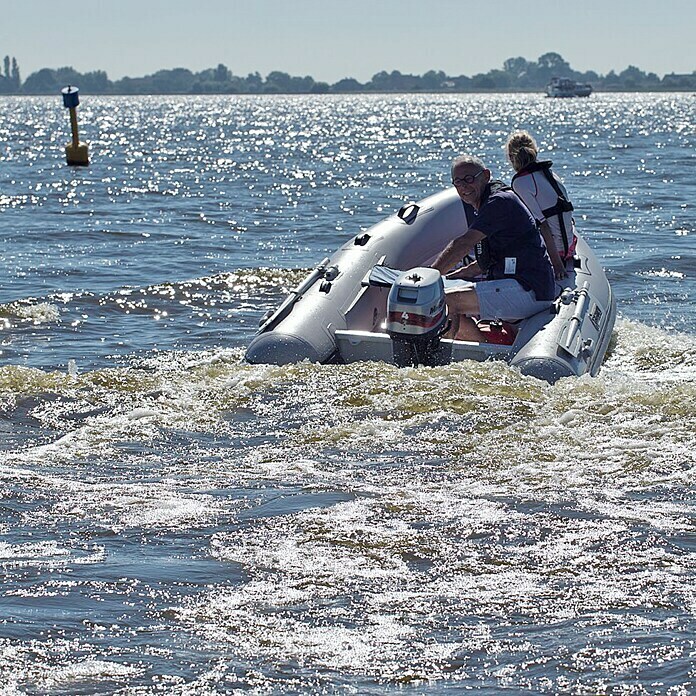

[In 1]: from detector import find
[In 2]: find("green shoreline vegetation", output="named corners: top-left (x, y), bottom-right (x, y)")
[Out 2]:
top-left (1, 52), bottom-right (694, 95)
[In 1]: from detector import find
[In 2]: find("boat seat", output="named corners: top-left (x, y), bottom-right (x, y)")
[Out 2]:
top-left (363, 265), bottom-right (470, 290)
top-left (362, 265), bottom-right (402, 288)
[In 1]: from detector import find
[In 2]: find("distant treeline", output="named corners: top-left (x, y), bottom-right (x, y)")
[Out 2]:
top-left (1, 52), bottom-right (695, 95)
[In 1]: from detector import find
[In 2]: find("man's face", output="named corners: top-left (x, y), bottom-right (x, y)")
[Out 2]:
top-left (452, 164), bottom-right (489, 207)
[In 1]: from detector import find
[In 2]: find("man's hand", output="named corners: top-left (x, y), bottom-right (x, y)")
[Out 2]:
top-left (447, 261), bottom-right (481, 280)
top-left (431, 228), bottom-right (485, 273)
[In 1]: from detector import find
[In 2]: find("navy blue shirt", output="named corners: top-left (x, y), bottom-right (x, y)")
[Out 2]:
top-left (466, 182), bottom-right (555, 301)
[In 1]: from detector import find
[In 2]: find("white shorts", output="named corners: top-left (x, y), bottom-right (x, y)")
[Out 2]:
top-left (444, 278), bottom-right (553, 322)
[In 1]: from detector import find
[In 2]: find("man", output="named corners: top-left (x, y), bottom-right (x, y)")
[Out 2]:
top-left (431, 154), bottom-right (556, 341)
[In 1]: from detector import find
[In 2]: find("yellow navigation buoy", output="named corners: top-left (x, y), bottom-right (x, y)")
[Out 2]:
top-left (61, 85), bottom-right (89, 166)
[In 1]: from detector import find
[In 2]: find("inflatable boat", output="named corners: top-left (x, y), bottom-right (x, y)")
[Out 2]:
top-left (245, 187), bottom-right (616, 383)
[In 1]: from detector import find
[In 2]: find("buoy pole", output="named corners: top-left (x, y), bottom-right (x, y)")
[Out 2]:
top-left (61, 85), bottom-right (89, 166)
top-left (69, 106), bottom-right (80, 148)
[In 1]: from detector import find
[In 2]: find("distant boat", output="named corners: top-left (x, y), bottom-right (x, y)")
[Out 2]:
top-left (546, 77), bottom-right (593, 98)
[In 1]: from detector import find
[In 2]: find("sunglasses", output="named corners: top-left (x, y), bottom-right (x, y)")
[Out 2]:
top-left (452, 170), bottom-right (485, 186)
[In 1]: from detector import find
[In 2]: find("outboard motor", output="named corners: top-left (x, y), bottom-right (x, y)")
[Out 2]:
top-left (386, 268), bottom-right (449, 366)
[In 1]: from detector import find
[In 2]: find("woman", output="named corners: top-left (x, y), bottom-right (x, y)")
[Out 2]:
top-left (506, 130), bottom-right (577, 280)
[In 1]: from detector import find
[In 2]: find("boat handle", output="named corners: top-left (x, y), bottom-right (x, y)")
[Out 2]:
top-left (397, 203), bottom-right (419, 223)
top-left (560, 282), bottom-right (590, 354)
top-left (257, 257), bottom-right (331, 334)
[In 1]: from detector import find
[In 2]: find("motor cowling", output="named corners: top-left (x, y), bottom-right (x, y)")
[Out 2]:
top-left (386, 268), bottom-right (448, 366)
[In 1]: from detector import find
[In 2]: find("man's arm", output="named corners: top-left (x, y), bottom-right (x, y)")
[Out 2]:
top-left (431, 228), bottom-right (486, 274)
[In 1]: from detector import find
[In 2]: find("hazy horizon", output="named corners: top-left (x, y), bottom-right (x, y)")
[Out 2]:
top-left (3, 0), bottom-right (695, 82)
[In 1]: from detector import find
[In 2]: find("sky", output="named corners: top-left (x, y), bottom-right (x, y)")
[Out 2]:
top-left (2, 0), bottom-right (694, 83)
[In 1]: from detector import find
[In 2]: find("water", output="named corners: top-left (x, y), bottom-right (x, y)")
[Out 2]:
top-left (0, 93), bottom-right (694, 694)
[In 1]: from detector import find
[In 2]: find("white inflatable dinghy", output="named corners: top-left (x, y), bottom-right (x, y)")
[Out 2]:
top-left (245, 187), bottom-right (616, 383)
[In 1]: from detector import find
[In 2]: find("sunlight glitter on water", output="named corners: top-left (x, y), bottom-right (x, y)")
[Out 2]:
top-left (1, 92), bottom-right (694, 693)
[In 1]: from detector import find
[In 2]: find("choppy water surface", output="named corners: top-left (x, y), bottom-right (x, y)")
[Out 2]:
top-left (1, 93), bottom-right (694, 694)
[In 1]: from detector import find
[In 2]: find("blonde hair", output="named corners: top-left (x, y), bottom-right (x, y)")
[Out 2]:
top-left (506, 130), bottom-right (538, 172)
